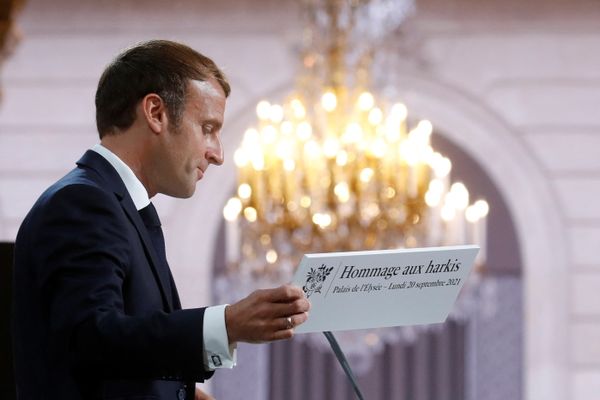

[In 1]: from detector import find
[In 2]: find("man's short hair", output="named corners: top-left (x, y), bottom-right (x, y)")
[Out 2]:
top-left (95, 40), bottom-right (231, 138)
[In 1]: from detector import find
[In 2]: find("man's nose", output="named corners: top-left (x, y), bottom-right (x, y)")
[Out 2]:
top-left (207, 138), bottom-right (224, 166)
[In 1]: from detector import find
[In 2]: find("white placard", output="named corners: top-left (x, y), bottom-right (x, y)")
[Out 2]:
top-left (292, 245), bottom-right (479, 333)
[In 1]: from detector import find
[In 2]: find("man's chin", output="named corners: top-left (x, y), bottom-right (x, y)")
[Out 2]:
top-left (162, 184), bottom-right (197, 199)
top-left (180, 187), bottom-right (197, 199)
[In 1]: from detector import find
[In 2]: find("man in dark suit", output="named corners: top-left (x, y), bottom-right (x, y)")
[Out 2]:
top-left (12, 40), bottom-right (310, 400)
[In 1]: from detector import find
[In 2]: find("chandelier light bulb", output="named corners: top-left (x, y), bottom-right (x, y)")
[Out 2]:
top-left (451, 182), bottom-right (469, 210)
top-left (451, 182), bottom-right (466, 194)
top-left (385, 187), bottom-right (396, 199)
top-left (408, 127), bottom-right (419, 141)
top-left (275, 140), bottom-right (291, 159)
top-left (243, 207), bottom-right (258, 222)
top-left (237, 183), bottom-right (252, 200)
top-left (390, 103), bottom-right (408, 120)
top-left (269, 104), bottom-right (284, 123)
top-left (283, 159), bottom-right (296, 171)
top-left (312, 212), bottom-right (332, 229)
top-left (428, 152), bottom-right (442, 167)
top-left (323, 137), bottom-right (340, 158)
top-left (444, 190), bottom-right (456, 209)
top-left (417, 119), bottom-right (433, 137)
top-left (428, 179), bottom-right (444, 195)
top-left (266, 249), bottom-right (278, 264)
top-left (296, 121), bottom-right (313, 140)
top-left (260, 234), bottom-right (271, 245)
top-left (336, 150), bottom-right (349, 166)
top-left (441, 203), bottom-right (456, 222)
top-left (368, 107), bottom-right (383, 125)
top-left (304, 140), bottom-right (321, 159)
top-left (465, 205), bottom-right (480, 223)
top-left (262, 125), bottom-right (278, 144)
top-left (287, 201), bottom-right (298, 212)
top-left (251, 152), bottom-right (265, 171)
top-left (290, 98), bottom-right (306, 119)
top-left (233, 149), bottom-right (248, 168)
top-left (425, 190), bottom-right (441, 207)
top-left (311, 213), bottom-right (321, 226)
top-left (371, 138), bottom-right (387, 159)
top-left (256, 100), bottom-right (271, 120)
top-left (360, 167), bottom-right (374, 183)
top-left (385, 125), bottom-right (401, 142)
top-left (424, 147), bottom-right (438, 165)
top-left (321, 91), bottom-right (338, 112)
top-left (420, 145), bottom-right (434, 164)
top-left (475, 199), bottom-right (490, 217)
top-left (358, 91), bottom-right (375, 111)
top-left (223, 197), bottom-right (243, 221)
top-left (281, 121), bottom-right (294, 135)
top-left (243, 128), bottom-right (260, 145)
top-left (364, 203), bottom-right (381, 219)
top-left (401, 142), bottom-right (419, 166)
top-left (334, 182), bottom-right (350, 203)
top-left (343, 122), bottom-right (363, 143)
top-left (434, 157), bottom-right (452, 178)
top-left (300, 195), bottom-right (312, 208)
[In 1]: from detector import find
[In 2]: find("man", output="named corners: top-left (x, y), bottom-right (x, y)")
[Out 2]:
top-left (12, 40), bottom-right (310, 400)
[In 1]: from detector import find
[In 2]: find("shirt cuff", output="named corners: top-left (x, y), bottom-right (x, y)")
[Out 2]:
top-left (203, 304), bottom-right (237, 370)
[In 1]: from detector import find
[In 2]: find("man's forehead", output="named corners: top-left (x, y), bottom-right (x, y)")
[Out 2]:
top-left (188, 79), bottom-right (226, 100)
top-left (186, 79), bottom-right (226, 124)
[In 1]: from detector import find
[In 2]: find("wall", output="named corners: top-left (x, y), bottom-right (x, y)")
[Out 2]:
top-left (402, 2), bottom-right (600, 398)
top-left (0, 0), bottom-right (598, 398)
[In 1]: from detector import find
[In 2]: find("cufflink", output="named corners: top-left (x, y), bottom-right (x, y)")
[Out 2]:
top-left (211, 354), bottom-right (222, 367)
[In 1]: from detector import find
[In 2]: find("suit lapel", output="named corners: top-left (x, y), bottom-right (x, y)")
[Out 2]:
top-left (76, 150), bottom-right (174, 311)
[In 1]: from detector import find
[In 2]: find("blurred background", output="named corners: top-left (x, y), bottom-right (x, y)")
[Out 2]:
top-left (0, 0), bottom-right (598, 399)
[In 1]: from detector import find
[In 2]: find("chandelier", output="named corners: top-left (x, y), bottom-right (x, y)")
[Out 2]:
top-left (221, 0), bottom-right (488, 277)
top-left (217, 2), bottom-right (491, 368)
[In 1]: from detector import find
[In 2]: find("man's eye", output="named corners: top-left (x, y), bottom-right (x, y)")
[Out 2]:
top-left (203, 124), bottom-right (214, 134)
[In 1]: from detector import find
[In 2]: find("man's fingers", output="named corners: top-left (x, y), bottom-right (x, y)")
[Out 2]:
top-left (277, 312), bottom-right (309, 331)
top-left (263, 284), bottom-right (304, 302)
top-left (271, 312), bottom-right (309, 340)
top-left (267, 298), bottom-right (310, 318)
top-left (271, 328), bottom-right (295, 341)
top-left (195, 387), bottom-right (214, 400)
top-left (227, 285), bottom-right (312, 343)
top-left (295, 311), bottom-right (309, 326)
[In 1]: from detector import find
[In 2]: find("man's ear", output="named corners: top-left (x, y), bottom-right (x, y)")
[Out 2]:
top-left (140, 93), bottom-right (168, 134)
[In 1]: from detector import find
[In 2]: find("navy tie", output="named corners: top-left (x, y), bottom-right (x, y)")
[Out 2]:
top-left (138, 203), bottom-right (173, 301)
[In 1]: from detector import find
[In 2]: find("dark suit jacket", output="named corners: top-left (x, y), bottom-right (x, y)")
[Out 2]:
top-left (12, 151), bottom-right (213, 400)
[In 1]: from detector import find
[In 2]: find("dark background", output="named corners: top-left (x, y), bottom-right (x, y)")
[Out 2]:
top-left (0, 242), bottom-right (15, 399)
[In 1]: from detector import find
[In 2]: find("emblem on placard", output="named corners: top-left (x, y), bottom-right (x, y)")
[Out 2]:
top-left (302, 264), bottom-right (334, 298)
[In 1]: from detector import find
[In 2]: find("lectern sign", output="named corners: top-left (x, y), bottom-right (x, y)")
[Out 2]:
top-left (292, 245), bottom-right (479, 333)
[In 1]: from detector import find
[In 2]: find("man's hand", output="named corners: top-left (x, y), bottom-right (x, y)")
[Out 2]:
top-left (225, 284), bottom-right (310, 343)
top-left (195, 387), bottom-right (214, 400)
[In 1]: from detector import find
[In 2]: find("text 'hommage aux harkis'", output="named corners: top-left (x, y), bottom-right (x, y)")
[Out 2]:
top-left (339, 259), bottom-right (462, 280)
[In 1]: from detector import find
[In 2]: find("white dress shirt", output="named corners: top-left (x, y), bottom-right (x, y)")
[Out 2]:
top-left (92, 144), bottom-right (237, 370)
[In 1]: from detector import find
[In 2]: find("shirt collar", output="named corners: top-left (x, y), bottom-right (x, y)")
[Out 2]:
top-left (91, 144), bottom-right (150, 211)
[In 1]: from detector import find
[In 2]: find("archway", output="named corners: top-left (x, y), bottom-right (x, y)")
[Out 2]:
top-left (170, 70), bottom-right (568, 400)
